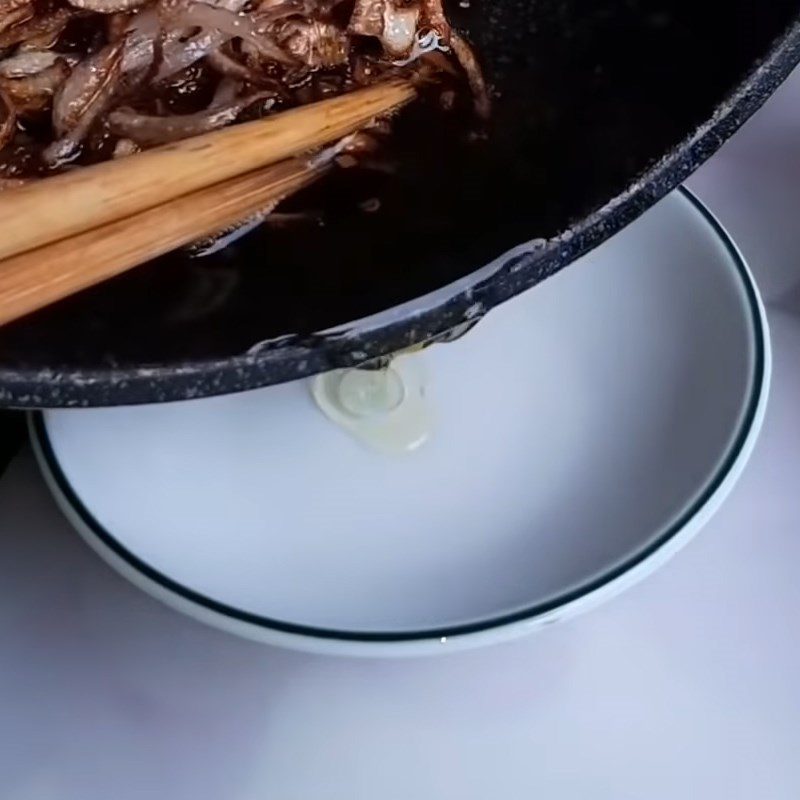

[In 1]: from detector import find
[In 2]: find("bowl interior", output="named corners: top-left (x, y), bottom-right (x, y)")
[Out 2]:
top-left (38, 191), bottom-right (763, 635)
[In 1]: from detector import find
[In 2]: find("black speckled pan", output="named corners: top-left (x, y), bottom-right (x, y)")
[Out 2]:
top-left (2, 1), bottom-right (799, 407)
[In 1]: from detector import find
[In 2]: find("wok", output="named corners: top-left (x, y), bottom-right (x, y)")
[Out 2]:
top-left (1, 0), bottom-right (798, 407)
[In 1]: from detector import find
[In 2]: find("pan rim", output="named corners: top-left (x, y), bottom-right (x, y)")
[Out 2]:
top-left (3, 18), bottom-right (797, 407)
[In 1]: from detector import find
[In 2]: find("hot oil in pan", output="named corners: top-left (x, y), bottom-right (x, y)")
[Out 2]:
top-left (134, 88), bottom-right (502, 361)
top-left (223, 90), bottom-right (498, 337)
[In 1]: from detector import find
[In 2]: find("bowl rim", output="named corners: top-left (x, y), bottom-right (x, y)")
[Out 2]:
top-left (28, 189), bottom-right (770, 654)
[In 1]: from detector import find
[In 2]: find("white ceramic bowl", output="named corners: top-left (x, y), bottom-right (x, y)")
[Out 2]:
top-left (31, 188), bottom-right (769, 656)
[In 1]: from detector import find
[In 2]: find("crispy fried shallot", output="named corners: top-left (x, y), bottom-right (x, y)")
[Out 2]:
top-left (0, 0), bottom-right (490, 245)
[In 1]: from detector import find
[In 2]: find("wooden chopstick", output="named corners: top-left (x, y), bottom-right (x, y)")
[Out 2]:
top-left (0, 157), bottom-right (327, 327)
top-left (0, 79), bottom-right (414, 262)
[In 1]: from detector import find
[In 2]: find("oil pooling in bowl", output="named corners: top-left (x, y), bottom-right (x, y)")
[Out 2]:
top-left (311, 354), bottom-right (433, 454)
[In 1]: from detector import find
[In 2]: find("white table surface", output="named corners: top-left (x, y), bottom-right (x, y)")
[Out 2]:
top-left (2, 72), bottom-right (800, 800)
